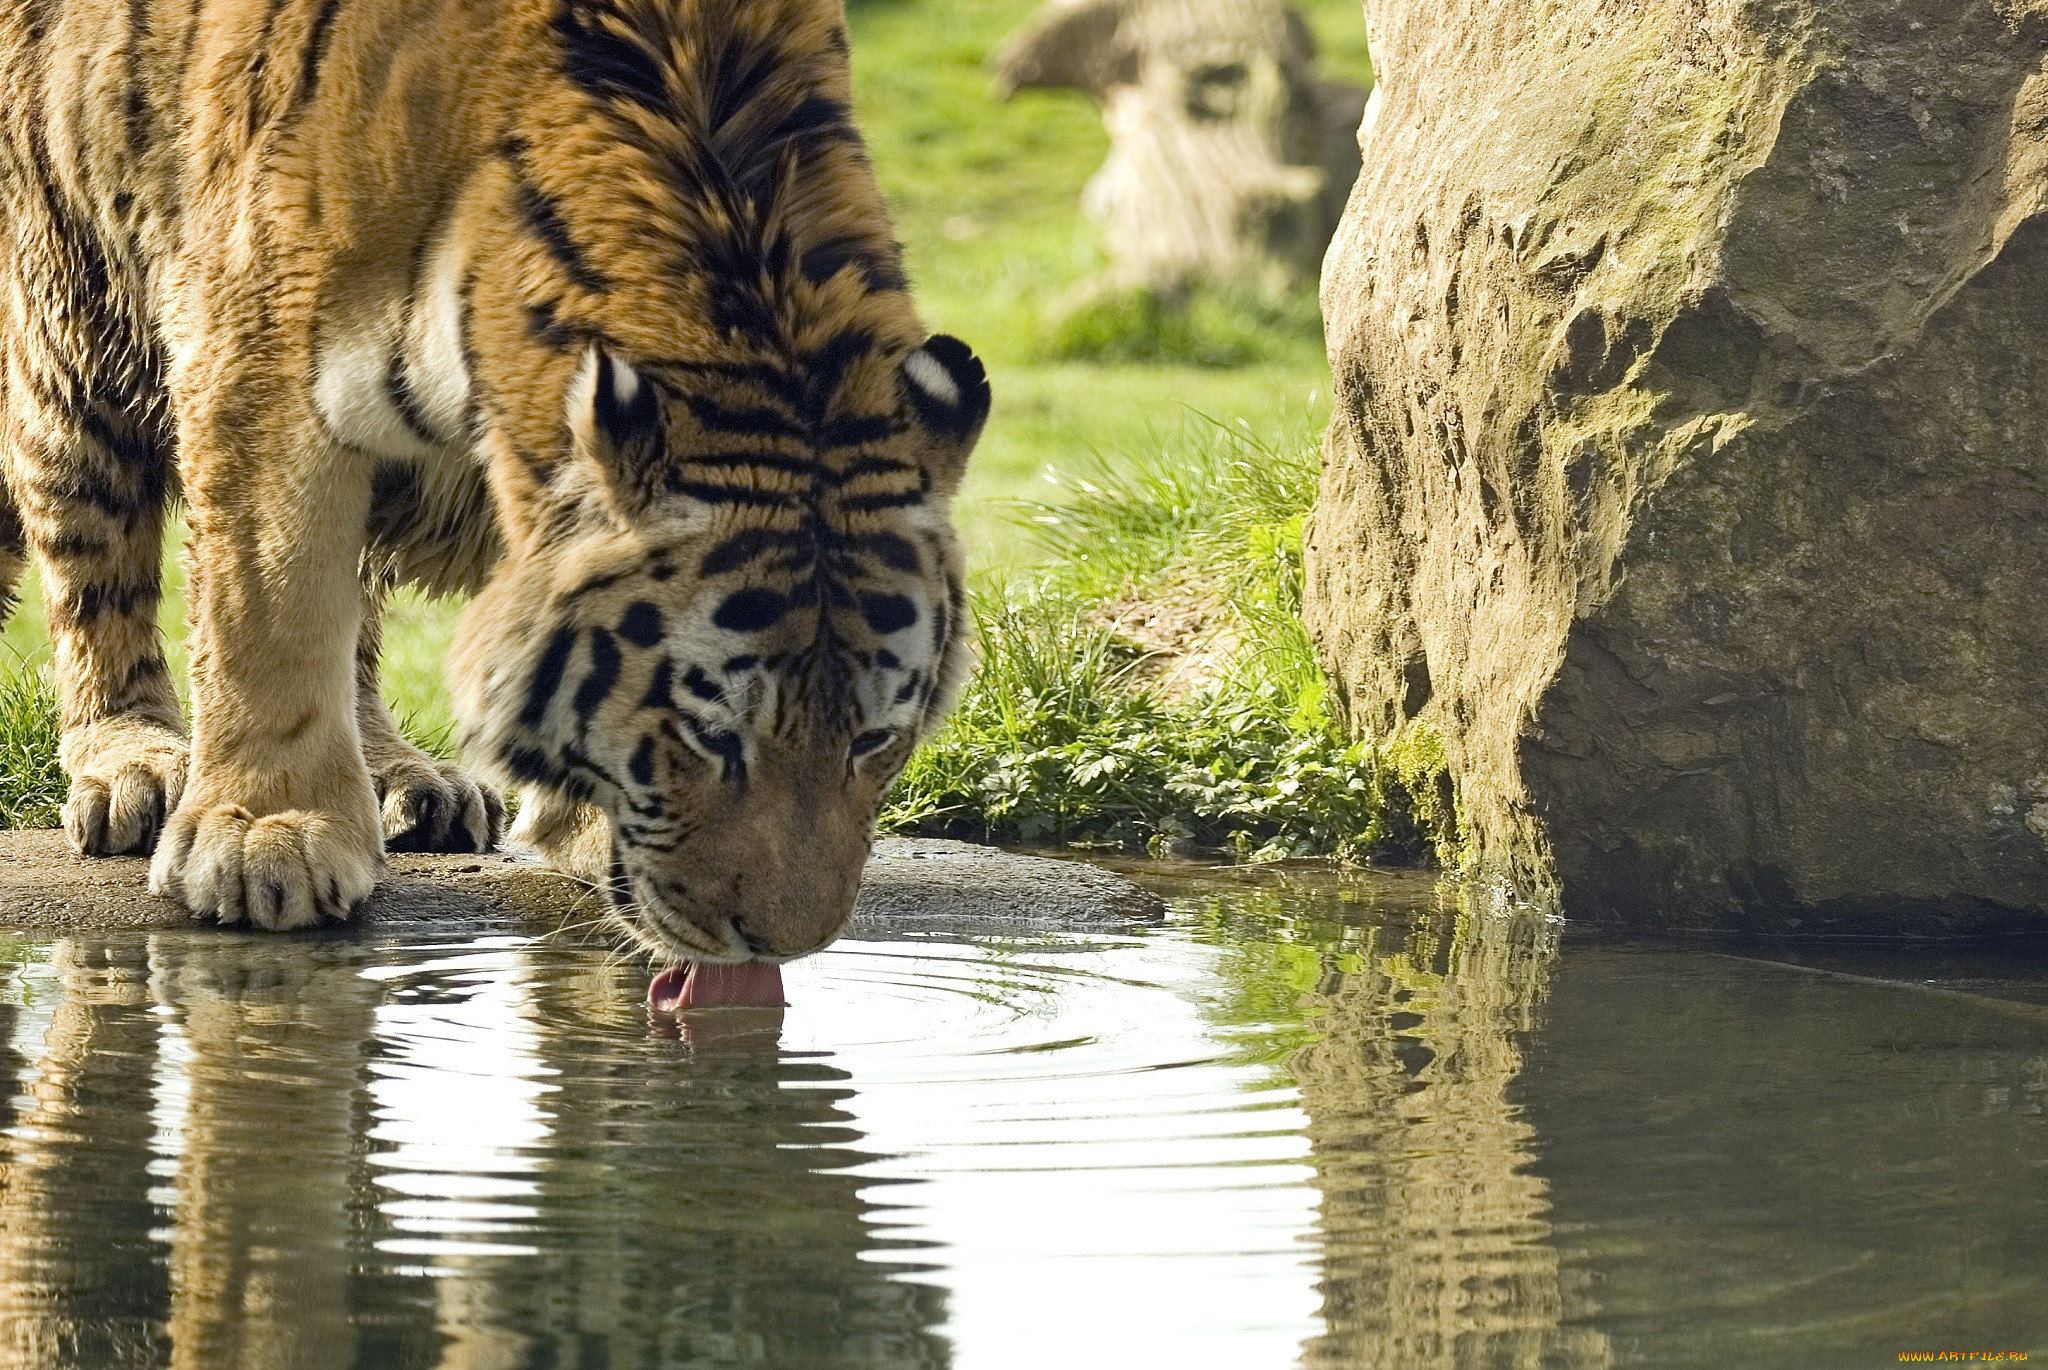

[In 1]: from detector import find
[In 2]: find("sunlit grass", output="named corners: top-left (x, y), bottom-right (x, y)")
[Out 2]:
top-left (0, 652), bottom-right (62, 830)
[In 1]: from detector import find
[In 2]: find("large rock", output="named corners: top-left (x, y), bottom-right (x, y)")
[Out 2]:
top-left (1306, 0), bottom-right (2048, 931)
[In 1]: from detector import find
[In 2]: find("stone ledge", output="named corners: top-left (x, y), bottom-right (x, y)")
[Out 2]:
top-left (0, 830), bottom-right (1164, 939)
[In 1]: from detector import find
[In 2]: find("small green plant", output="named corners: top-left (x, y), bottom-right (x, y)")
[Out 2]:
top-left (0, 657), bottom-right (65, 829)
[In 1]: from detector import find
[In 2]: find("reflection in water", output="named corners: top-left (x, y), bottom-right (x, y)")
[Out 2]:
top-left (0, 932), bottom-right (948, 1370)
top-left (0, 877), bottom-right (2042, 1368)
top-left (157, 938), bottom-right (374, 1369)
top-left (419, 949), bottom-right (948, 1369)
top-left (1289, 888), bottom-right (1609, 1369)
top-left (0, 940), bottom-right (168, 1369)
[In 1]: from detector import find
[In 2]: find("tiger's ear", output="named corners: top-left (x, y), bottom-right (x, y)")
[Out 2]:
top-left (568, 345), bottom-right (664, 517)
top-left (900, 335), bottom-right (990, 486)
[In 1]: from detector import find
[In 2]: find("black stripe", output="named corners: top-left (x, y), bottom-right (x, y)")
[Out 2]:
top-left (554, 1), bottom-right (671, 113)
top-left (664, 479), bottom-right (799, 508)
top-left (525, 299), bottom-right (583, 350)
top-left (681, 666), bottom-right (721, 703)
top-left (515, 181), bottom-right (607, 293)
top-left (640, 657), bottom-right (675, 710)
top-left (675, 716), bottom-right (746, 783)
top-left (45, 532), bottom-right (111, 559)
top-left (175, 0), bottom-right (205, 101)
top-left (628, 735), bottom-right (656, 787)
top-left (117, 654), bottom-right (171, 701)
top-left (859, 593), bottom-right (918, 636)
top-left (800, 242), bottom-right (907, 293)
top-left (684, 394), bottom-right (804, 439)
top-left (713, 587), bottom-right (788, 632)
top-left (297, 0), bottom-right (346, 105)
top-left (26, 466), bottom-right (134, 523)
top-left (837, 456), bottom-right (917, 481)
top-left (838, 489), bottom-right (927, 513)
top-left (617, 600), bottom-right (663, 648)
top-left (760, 95), bottom-right (853, 155)
top-left (48, 579), bottom-right (159, 630)
top-left (859, 532), bottom-right (921, 574)
top-left (675, 451), bottom-right (915, 489)
top-left (385, 349), bottom-right (442, 447)
top-left (561, 566), bottom-right (634, 602)
top-left (505, 745), bottom-right (584, 798)
top-left (456, 264), bottom-right (484, 438)
top-left (573, 628), bottom-right (622, 720)
top-left (703, 252), bottom-right (780, 342)
top-left (124, 0), bottom-right (154, 151)
top-left (521, 628), bottom-right (578, 728)
top-left (247, 0), bottom-right (295, 137)
top-left (678, 450), bottom-right (817, 479)
top-left (561, 742), bottom-right (624, 793)
top-left (816, 414), bottom-right (896, 448)
top-left (700, 528), bottom-right (806, 576)
top-left (705, 34), bottom-right (782, 132)
top-left (800, 329), bottom-right (876, 411)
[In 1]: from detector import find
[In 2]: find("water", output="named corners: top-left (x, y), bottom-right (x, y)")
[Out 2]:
top-left (0, 863), bottom-right (2045, 1368)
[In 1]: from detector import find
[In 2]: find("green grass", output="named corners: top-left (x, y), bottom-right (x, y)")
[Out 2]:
top-left (0, 655), bottom-right (63, 829)
top-left (880, 421), bottom-right (1454, 864)
top-left (848, 0), bottom-right (1370, 562)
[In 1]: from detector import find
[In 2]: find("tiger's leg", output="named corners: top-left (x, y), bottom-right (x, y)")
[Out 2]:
top-left (506, 786), bottom-right (612, 885)
top-left (355, 591), bottom-right (505, 854)
top-left (148, 370), bottom-right (381, 929)
top-left (1, 344), bottom-right (188, 856)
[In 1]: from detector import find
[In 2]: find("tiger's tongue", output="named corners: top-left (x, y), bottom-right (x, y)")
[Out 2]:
top-left (648, 962), bottom-right (787, 1012)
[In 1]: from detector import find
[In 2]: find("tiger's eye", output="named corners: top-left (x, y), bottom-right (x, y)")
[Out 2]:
top-left (849, 729), bottom-right (893, 758)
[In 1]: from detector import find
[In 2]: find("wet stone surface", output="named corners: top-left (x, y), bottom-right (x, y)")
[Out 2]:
top-left (0, 830), bottom-right (1165, 937)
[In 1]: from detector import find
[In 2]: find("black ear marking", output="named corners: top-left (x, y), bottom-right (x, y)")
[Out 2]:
top-left (900, 334), bottom-right (992, 441)
top-left (592, 348), bottom-right (662, 454)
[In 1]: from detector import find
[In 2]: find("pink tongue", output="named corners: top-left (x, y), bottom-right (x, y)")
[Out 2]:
top-left (648, 962), bottom-right (787, 1012)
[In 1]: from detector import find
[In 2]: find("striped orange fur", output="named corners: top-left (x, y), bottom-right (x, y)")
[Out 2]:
top-left (0, 0), bottom-right (988, 961)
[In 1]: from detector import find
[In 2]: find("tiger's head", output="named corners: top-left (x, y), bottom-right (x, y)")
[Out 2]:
top-left (452, 333), bottom-right (987, 967)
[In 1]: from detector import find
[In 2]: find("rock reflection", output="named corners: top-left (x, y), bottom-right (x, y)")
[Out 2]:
top-left (1289, 889), bottom-right (1611, 1369)
top-left (0, 933), bottom-right (948, 1370)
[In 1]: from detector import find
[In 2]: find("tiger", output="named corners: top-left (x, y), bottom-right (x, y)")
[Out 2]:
top-left (0, 0), bottom-right (988, 974)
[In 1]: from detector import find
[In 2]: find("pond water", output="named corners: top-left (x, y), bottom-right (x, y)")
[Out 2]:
top-left (1, 863), bottom-right (2045, 1368)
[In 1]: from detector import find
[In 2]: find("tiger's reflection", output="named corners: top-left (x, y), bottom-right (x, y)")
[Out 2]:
top-left (0, 932), bottom-right (947, 1370)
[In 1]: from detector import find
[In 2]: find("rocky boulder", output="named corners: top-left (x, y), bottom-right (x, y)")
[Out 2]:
top-left (1306, 0), bottom-right (2048, 931)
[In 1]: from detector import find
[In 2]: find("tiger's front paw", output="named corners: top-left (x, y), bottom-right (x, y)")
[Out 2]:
top-left (150, 805), bottom-right (381, 930)
top-left (377, 753), bottom-right (507, 854)
top-left (59, 717), bottom-right (189, 856)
